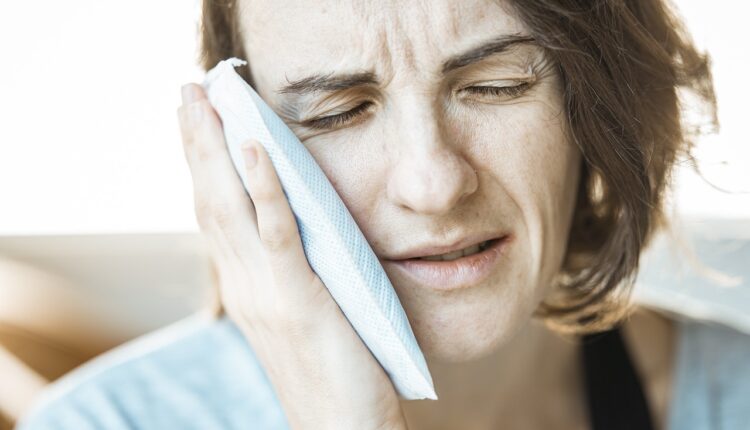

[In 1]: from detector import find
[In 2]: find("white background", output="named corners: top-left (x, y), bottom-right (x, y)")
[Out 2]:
top-left (0, 0), bottom-right (748, 235)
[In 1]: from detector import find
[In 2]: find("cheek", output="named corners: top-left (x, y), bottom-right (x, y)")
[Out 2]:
top-left (459, 95), bottom-right (581, 294)
top-left (299, 130), bottom-right (388, 241)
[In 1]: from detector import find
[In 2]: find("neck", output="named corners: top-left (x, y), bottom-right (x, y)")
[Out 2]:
top-left (400, 317), bottom-right (585, 429)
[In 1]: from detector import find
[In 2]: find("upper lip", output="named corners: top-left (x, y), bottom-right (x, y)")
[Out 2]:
top-left (383, 231), bottom-right (510, 260)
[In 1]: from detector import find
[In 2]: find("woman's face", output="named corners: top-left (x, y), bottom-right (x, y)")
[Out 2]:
top-left (238, 0), bottom-right (582, 363)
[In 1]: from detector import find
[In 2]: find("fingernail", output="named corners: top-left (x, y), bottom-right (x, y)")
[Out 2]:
top-left (241, 141), bottom-right (258, 169)
top-left (181, 84), bottom-right (199, 104)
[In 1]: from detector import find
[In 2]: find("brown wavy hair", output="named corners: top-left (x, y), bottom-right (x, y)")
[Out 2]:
top-left (196, 0), bottom-right (717, 335)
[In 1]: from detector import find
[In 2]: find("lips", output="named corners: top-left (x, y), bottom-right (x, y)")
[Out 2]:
top-left (416, 238), bottom-right (493, 261)
top-left (382, 234), bottom-right (512, 291)
top-left (384, 231), bottom-right (510, 261)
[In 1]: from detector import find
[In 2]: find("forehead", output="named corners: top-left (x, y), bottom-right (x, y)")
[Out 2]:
top-left (237, 0), bottom-right (529, 94)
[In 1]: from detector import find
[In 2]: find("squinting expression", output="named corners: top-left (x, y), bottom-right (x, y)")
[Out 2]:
top-left (238, 0), bottom-right (582, 362)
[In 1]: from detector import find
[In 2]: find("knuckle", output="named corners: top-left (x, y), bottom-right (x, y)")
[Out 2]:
top-left (194, 197), bottom-right (213, 221)
top-left (196, 140), bottom-right (217, 163)
top-left (195, 213), bottom-right (212, 232)
top-left (212, 203), bottom-right (239, 229)
top-left (259, 222), bottom-right (295, 252)
top-left (196, 199), bottom-right (239, 230)
top-left (251, 183), bottom-right (277, 204)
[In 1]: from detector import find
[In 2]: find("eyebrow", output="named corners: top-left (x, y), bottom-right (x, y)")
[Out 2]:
top-left (441, 33), bottom-right (537, 74)
top-left (276, 33), bottom-right (537, 96)
top-left (278, 71), bottom-right (378, 95)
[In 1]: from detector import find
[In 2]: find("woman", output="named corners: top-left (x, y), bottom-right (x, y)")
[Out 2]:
top-left (16, 0), bottom-right (750, 429)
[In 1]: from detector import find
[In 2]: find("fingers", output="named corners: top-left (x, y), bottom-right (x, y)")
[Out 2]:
top-left (176, 81), bottom-right (325, 327)
top-left (239, 140), bottom-right (318, 290)
top-left (177, 83), bottom-right (259, 258)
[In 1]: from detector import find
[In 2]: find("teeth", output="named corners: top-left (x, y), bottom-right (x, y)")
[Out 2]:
top-left (418, 240), bottom-right (490, 261)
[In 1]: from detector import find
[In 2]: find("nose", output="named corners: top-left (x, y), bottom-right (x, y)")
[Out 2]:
top-left (386, 93), bottom-right (478, 215)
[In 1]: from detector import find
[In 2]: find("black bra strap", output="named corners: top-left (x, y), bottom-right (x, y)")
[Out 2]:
top-left (581, 324), bottom-right (655, 430)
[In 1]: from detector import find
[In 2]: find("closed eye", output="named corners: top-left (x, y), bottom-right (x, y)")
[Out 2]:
top-left (304, 101), bottom-right (375, 130)
top-left (301, 82), bottom-right (531, 130)
top-left (462, 82), bottom-right (531, 99)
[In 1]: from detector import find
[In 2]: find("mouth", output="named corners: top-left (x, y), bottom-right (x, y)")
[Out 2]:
top-left (383, 234), bottom-right (512, 291)
top-left (408, 237), bottom-right (500, 261)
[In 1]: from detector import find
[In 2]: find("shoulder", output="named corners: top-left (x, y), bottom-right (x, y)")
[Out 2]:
top-left (15, 311), bottom-right (289, 430)
top-left (673, 315), bottom-right (750, 390)
top-left (622, 307), bottom-right (750, 430)
top-left (668, 314), bottom-right (750, 430)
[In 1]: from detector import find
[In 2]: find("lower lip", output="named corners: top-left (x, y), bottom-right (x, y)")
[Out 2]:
top-left (384, 235), bottom-right (512, 291)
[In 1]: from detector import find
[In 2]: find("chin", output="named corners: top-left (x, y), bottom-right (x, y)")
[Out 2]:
top-left (405, 288), bottom-right (540, 364)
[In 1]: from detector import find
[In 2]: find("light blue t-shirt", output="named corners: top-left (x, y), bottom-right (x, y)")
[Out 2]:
top-left (17, 312), bottom-right (290, 430)
top-left (15, 310), bottom-right (750, 430)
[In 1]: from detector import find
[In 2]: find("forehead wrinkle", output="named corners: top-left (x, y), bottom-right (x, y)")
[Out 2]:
top-left (446, 1), bottom-right (462, 39)
top-left (347, 0), bottom-right (428, 81)
top-left (245, 0), bottom-right (524, 96)
top-left (375, 26), bottom-right (395, 85)
top-left (384, 12), bottom-right (419, 75)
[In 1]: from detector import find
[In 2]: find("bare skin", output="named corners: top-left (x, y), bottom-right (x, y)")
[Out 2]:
top-left (398, 306), bottom-right (676, 430)
top-left (622, 307), bottom-right (677, 430)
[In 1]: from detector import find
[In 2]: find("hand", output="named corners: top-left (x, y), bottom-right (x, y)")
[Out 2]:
top-left (176, 83), bottom-right (408, 430)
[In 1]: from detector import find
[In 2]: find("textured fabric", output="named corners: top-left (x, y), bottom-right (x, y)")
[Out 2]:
top-left (666, 317), bottom-right (750, 430)
top-left (201, 57), bottom-right (434, 400)
top-left (14, 311), bottom-right (750, 430)
top-left (16, 312), bottom-right (290, 430)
